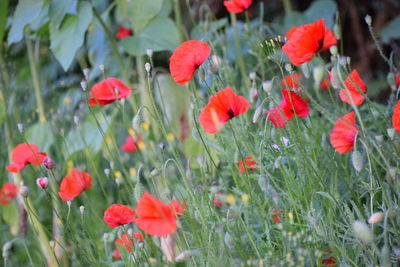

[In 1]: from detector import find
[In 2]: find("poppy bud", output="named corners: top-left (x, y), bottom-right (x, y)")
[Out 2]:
top-left (387, 128), bottom-right (396, 140)
top-left (387, 72), bottom-right (396, 91)
top-left (73, 116), bottom-right (79, 125)
top-left (83, 68), bottom-right (90, 80)
top-left (284, 63), bottom-right (293, 73)
top-left (159, 142), bottom-right (166, 150)
top-left (313, 66), bottom-right (324, 89)
top-left (368, 212), bottom-right (384, 224)
top-left (352, 220), bottom-right (373, 245)
top-left (43, 157), bottom-right (55, 170)
top-left (19, 186), bottom-right (29, 197)
top-left (351, 151), bottom-right (363, 172)
top-left (262, 80), bottom-right (273, 94)
top-left (146, 48), bottom-right (153, 58)
top-left (104, 168), bottom-right (110, 177)
top-left (132, 114), bottom-right (142, 130)
top-left (145, 62), bottom-right (152, 75)
top-left (175, 250), bottom-right (192, 262)
top-left (79, 205), bottom-right (85, 215)
top-left (99, 64), bottom-right (105, 73)
top-left (17, 123), bottom-right (24, 133)
top-left (224, 232), bottom-right (235, 249)
top-left (252, 105), bottom-right (263, 123)
top-left (80, 80), bottom-right (87, 92)
top-left (150, 169), bottom-right (159, 177)
top-left (36, 177), bottom-right (49, 189)
top-left (249, 72), bottom-right (256, 80)
top-left (329, 45), bottom-right (338, 56)
top-left (365, 15), bottom-right (372, 26)
top-left (301, 63), bottom-right (310, 78)
top-left (134, 182), bottom-right (144, 202)
top-left (2, 241), bottom-right (12, 260)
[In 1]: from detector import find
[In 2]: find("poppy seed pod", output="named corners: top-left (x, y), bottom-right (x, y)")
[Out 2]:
top-left (36, 177), bottom-right (49, 189)
top-left (43, 157), bottom-right (55, 170)
top-left (352, 220), bottom-right (373, 245)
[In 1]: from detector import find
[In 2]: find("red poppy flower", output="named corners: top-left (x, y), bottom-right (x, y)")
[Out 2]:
top-left (116, 26), bottom-right (133, 39)
top-left (199, 87), bottom-right (249, 134)
top-left (213, 198), bottom-right (223, 208)
top-left (112, 232), bottom-right (143, 259)
top-left (329, 111), bottom-right (359, 154)
top-left (392, 100), bottom-right (400, 133)
top-left (121, 135), bottom-right (142, 153)
top-left (272, 209), bottom-right (282, 223)
top-left (280, 73), bottom-right (302, 88)
top-left (58, 168), bottom-right (92, 201)
top-left (282, 19), bottom-right (337, 66)
top-left (266, 89), bottom-right (310, 128)
top-left (88, 78), bottom-right (132, 106)
top-left (169, 40), bottom-right (211, 85)
top-left (0, 184), bottom-right (18, 205)
top-left (6, 143), bottom-right (46, 173)
top-left (396, 74), bottom-right (400, 87)
top-left (224, 0), bottom-right (252, 13)
top-left (339, 70), bottom-right (367, 106)
top-left (238, 156), bottom-right (257, 173)
top-left (322, 249), bottom-right (337, 267)
top-left (104, 204), bottom-right (136, 228)
top-left (167, 200), bottom-right (187, 217)
top-left (135, 192), bottom-right (178, 237)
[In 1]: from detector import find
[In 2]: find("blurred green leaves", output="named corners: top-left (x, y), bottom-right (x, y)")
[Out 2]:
top-left (0, 0), bottom-right (8, 42)
top-left (7, 0), bottom-right (45, 44)
top-left (49, 1), bottom-right (93, 71)
top-left (380, 16), bottom-right (400, 44)
top-left (121, 17), bottom-right (180, 56)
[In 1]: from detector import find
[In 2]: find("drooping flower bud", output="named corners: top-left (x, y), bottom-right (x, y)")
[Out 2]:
top-left (351, 151), bottom-right (363, 172)
top-left (252, 105), bottom-right (263, 123)
top-left (79, 205), bottom-right (85, 215)
top-left (262, 80), bottom-right (273, 95)
top-left (36, 177), bottom-right (49, 189)
top-left (368, 212), bottom-right (384, 224)
top-left (43, 157), bottom-right (55, 170)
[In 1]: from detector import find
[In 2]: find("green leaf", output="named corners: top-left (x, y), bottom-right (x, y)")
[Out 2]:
top-left (7, 0), bottom-right (45, 44)
top-left (26, 122), bottom-right (55, 152)
top-left (64, 119), bottom-right (108, 156)
top-left (121, 17), bottom-right (180, 56)
top-left (1, 202), bottom-right (18, 225)
top-left (49, 0), bottom-right (77, 30)
top-left (50, 1), bottom-right (93, 71)
top-left (380, 16), bottom-right (400, 44)
top-left (0, 0), bottom-right (8, 42)
top-left (0, 92), bottom-right (5, 128)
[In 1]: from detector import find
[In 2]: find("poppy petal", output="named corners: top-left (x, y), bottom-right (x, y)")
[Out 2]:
top-left (329, 111), bottom-right (359, 154)
top-left (392, 100), bottom-right (400, 133)
top-left (104, 204), bottom-right (136, 228)
top-left (169, 40), bottom-right (211, 85)
top-left (339, 70), bottom-right (367, 106)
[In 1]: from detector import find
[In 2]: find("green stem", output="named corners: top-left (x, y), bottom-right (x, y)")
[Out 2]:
top-left (230, 13), bottom-right (249, 90)
top-left (91, 4), bottom-right (138, 112)
top-left (173, 0), bottom-right (185, 41)
top-left (25, 31), bottom-right (46, 123)
top-left (282, 0), bottom-right (292, 14)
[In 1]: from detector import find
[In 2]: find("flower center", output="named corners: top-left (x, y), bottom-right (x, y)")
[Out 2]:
top-left (227, 109), bottom-right (235, 119)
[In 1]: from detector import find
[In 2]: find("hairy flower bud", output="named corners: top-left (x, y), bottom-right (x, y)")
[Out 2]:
top-left (368, 212), bottom-right (384, 224)
top-left (351, 151), bottom-right (363, 172)
top-left (43, 157), bottom-right (55, 170)
top-left (252, 105), bottom-right (263, 123)
top-left (352, 220), bottom-right (373, 245)
top-left (36, 177), bottom-right (49, 189)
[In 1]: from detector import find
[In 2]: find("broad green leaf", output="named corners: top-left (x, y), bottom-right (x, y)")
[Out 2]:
top-left (0, 0), bottom-right (8, 42)
top-left (50, 1), bottom-right (93, 71)
top-left (1, 202), bottom-right (18, 225)
top-left (158, 0), bottom-right (172, 17)
top-left (49, 0), bottom-right (77, 30)
top-left (155, 74), bottom-right (189, 137)
top-left (380, 16), bottom-right (400, 44)
top-left (121, 17), bottom-right (180, 56)
top-left (65, 120), bottom-right (108, 156)
top-left (26, 122), bottom-right (55, 152)
top-left (7, 0), bottom-right (44, 44)
top-left (190, 18), bottom-right (228, 40)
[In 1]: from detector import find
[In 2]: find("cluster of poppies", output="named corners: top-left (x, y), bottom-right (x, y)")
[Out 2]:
top-left (103, 192), bottom-right (186, 238)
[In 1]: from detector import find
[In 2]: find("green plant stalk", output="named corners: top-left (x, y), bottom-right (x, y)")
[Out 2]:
top-left (173, 0), bottom-right (185, 41)
top-left (282, 0), bottom-right (292, 14)
top-left (25, 32), bottom-right (46, 123)
top-left (91, 4), bottom-right (138, 113)
top-left (230, 13), bottom-right (249, 90)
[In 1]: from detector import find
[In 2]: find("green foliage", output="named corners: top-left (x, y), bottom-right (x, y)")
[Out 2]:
top-left (380, 16), bottom-right (400, 44)
top-left (0, 0), bottom-right (8, 42)
top-left (49, 1), bottom-right (93, 70)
